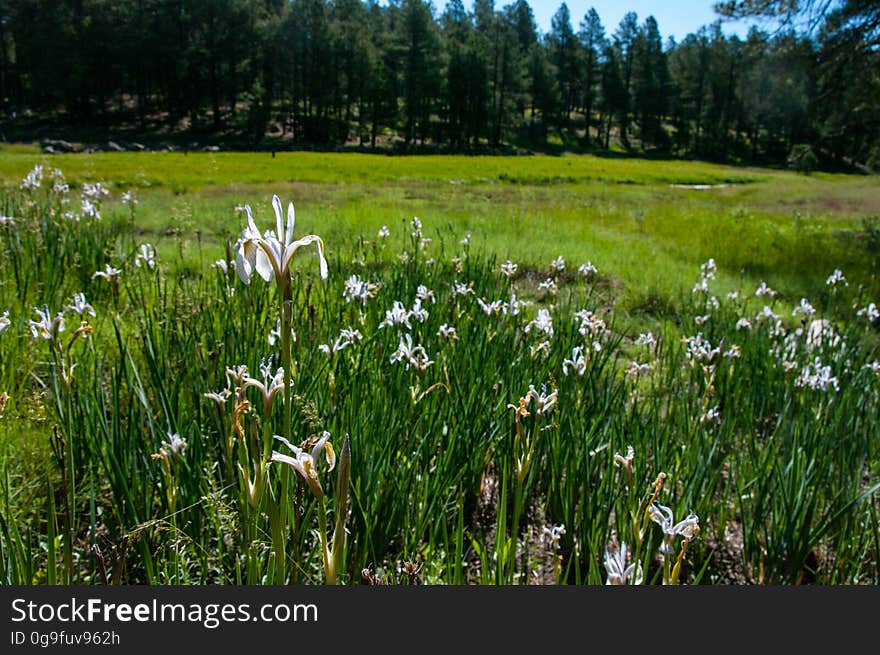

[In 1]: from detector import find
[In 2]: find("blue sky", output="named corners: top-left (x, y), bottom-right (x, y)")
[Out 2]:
top-left (524, 0), bottom-right (765, 41)
top-left (436, 1), bottom-right (774, 42)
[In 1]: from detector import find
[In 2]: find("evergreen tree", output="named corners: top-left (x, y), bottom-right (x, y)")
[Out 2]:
top-left (612, 11), bottom-right (639, 146)
top-left (548, 3), bottom-right (579, 135)
top-left (578, 8), bottom-right (605, 145)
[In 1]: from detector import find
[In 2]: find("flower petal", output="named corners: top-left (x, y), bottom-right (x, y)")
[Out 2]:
top-left (311, 431), bottom-right (336, 472)
top-left (255, 244), bottom-right (274, 281)
top-left (272, 195), bottom-right (284, 246)
top-left (270, 451), bottom-right (307, 480)
top-left (235, 242), bottom-right (253, 284)
top-left (286, 201), bottom-right (295, 245)
top-left (282, 234), bottom-right (328, 279)
top-left (245, 206), bottom-right (260, 238)
top-left (273, 434), bottom-right (299, 454)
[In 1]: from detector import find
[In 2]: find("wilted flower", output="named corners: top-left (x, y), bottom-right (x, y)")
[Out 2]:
top-left (613, 445), bottom-right (635, 484)
top-left (203, 388), bottom-right (232, 408)
top-left (225, 364), bottom-right (249, 388)
top-left (271, 432), bottom-right (336, 500)
top-left (235, 195), bottom-right (328, 285)
top-left (648, 504), bottom-right (700, 555)
top-left (604, 542), bottom-right (643, 585)
top-left (152, 432), bottom-right (187, 461)
top-left (525, 384), bottom-right (557, 419)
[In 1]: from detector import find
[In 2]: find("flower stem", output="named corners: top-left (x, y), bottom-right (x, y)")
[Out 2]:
top-left (317, 495), bottom-right (333, 584)
top-left (330, 436), bottom-right (351, 585)
top-left (276, 277), bottom-right (295, 584)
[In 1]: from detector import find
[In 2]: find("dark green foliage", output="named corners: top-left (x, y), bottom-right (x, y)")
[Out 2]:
top-left (0, 1), bottom-right (877, 167)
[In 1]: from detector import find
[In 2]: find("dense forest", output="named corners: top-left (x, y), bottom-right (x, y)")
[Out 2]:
top-left (0, 0), bottom-right (878, 168)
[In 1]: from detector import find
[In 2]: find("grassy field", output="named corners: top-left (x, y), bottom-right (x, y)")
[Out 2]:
top-left (2, 145), bottom-right (878, 312)
top-left (1, 148), bottom-right (878, 586)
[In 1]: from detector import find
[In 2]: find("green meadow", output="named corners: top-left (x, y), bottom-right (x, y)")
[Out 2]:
top-left (1, 148), bottom-right (878, 586)
top-left (1, 146), bottom-right (877, 311)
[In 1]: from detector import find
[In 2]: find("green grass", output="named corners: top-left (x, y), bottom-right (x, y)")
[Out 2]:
top-left (2, 149), bottom-right (877, 313)
top-left (0, 147), bottom-right (772, 188)
top-left (1, 152), bottom-right (879, 586)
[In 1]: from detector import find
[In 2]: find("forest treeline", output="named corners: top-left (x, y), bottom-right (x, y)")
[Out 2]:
top-left (1, 0), bottom-right (878, 168)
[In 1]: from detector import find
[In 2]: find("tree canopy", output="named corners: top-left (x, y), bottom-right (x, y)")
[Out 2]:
top-left (1, 1), bottom-right (877, 169)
